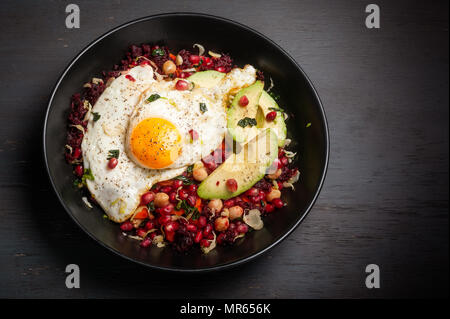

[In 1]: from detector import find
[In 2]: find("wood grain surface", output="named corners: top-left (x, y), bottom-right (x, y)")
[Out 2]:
top-left (0, 0), bottom-right (448, 298)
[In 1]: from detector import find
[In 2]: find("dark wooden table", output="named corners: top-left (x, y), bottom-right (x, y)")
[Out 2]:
top-left (0, 0), bottom-right (448, 298)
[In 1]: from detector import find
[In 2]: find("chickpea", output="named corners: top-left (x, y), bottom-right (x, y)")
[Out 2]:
top-left (267, 168), bottom-right (282, 180)
top-left (214, 216), bottom-right (229, 232)
top-left (193, 167), bottom-right (208, 181)
top-left (162, 60), bottom-right (176, 75)
top-left (154, 192), bottom-right (169, 207)
top-left (228, 206), bottom-right (244, 220)
top-left (266, 189), bottom-right (281, 202)
top-left (208, 199), bottom-right (223, 214)
top-left (175, 54), bottom-right (183, 66)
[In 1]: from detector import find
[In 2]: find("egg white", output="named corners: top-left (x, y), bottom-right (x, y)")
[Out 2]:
top-left (81, 64), bottom-right (256, 222)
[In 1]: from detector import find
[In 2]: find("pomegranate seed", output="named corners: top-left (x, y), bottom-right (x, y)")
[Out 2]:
top-left (223, 198), bottom-right (235, 208)
top-left (158, 215), bottom-right (171, 225)
top-left (149, 232), bottom-right (157, 240)
top-left (140, 192), bottom-right (155, 205)
top-left (198, 216), bottom-right (207, 228)
top-left (173, 180), bottom-right (183, 189)
top-left (189, 55), bottom-right (200, 64)
top-left (73, 147), bottom-right (81, 159)
top-left (125, 74), bottom-right (136, 82)
top-left (178, 189), bottom-right (189, 200)
top-left (140, 237), bottom-right (151, 248)
top-left (74, 165), bottom-right (83, 177)
top-left (206, 233), bottom-right (214, 240)
top-left (245, 188), bottom-right (259, 197)
top-left (203, 160), bottom-right (217, 172)
top-left (265, 203), bottom-right (275, 213)
top-left (278, 149), bottom-right (285, 157)
top-left (166, 230), bottom-right (175, 242)
top-left (226, 179), bottom-right (238, 192)
top-left (250, 195), bottom-right (262, 204)
top-left (272, 198), bottom-right (284, 208)
top-left (189, 129), bottom-right (199, 141)
top-left (280, 156), bottom-right (289, 167)
top-left (228, 223), bottom-right (236, 231)
top-left (169, 192), bottom-right (177, 203)
top-left (161, 203), bottom-right (174, 214)
top-left (277, 182), bottom-right (284, 190)
top-left (215, 66), bottom-right (226, 73)
top-left (200, 239), bottom-right (211, 247)
top-left (217, 233), bottom-right (225, 245)
top-left (187, 224), bottom-right (197, 232)
top-left (194, 231), bottom-right (203, 243)
top-left (175, 80), bottom-right (189, 91)
top-left (108, 157), bottom-right (118, 169)
top-left (203, 224), bottom-right (212, 236)
top-left (159, 186), bottom-right (171, 194)
top-left (165, 221), bottom-right (179, 232)
top-left (272, 158), bottom-right (282, 169)
top-left (237, 223), bottom-right (248, 233)
top-left (120, 221), bottom-right (133, 232)
top-left (186, 195), bottom-right (197, 207)
top-left (145, 221), bottom-right (155, 230)
top-left (239, 95), bottom-right (249, 107)
top-left (187, 184), bottom-right (198, 194)
top-left (136, 228), bottom-right (147, 237)
top-left (204, 57), bottom-right (212, 64)
top-left (266, 111), bottom-right (277, 121)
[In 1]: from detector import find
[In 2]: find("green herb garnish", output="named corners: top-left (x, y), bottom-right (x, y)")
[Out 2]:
top-left (92, 112), bottom-right (101, 122)
top-left (269, 91), bottom-right (280, 101)
top-left (199, 102), bottom-right (208, 113)
top-left (306, 122), bottom-right (312, 128)
top-left (152, 48), bottom-right (165, 56)
top-left (146, 94), bottom-right (161, 103)
top-left (81, 168), bottom-right (94, 184)
top-left (173, 175), bottom-right (194, 185)
top-left (107, 150), bottom-right (120, 160)
top-left (237, 117), bottom-right (257, 128)
top-left (269, 107), bottom-right (284, 113)
top-left (176, 200), bottom-right (200, 220)
top-left (186, 164), bottom-right (194, 175)
top-left (147, 201), bottom-right (155, 212)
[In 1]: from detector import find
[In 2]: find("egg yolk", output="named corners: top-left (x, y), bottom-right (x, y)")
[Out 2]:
top-left (130, 118), bottom-right (181, 169)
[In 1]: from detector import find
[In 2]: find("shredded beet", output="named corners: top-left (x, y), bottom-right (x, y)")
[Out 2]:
top-left (65, 42), bottom-right (299, 254)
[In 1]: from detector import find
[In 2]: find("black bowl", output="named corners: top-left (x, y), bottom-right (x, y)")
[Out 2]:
top-left (43, 13), bottom-right (329, 272)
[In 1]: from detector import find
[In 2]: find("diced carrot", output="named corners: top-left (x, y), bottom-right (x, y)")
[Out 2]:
top-left (173, 209), bottom-right (185, 216)
top-left (169, 53), bottom-right (176, 61)
top-left (195, 198), bottom-right (203, 210)
top-left (133, 206), bottom-right (149, 219)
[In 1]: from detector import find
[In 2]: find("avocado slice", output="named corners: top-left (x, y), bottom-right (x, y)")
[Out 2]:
top-left (197, 129), bottom-right (278, 200)
top-left (227, 82), bottom-right (286, 146)
top-left (257, 91), bottom-right (287, 147)
top-left (187, 70), bottom-right (225, 88)
top-left (227, 81), bottom-right (264, 143)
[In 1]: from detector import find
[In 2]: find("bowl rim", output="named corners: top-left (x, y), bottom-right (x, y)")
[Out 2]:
top-left (43, 12), bottom-right (330, 272)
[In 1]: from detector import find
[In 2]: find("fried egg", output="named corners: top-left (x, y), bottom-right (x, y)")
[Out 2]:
top-left (82, 64), bottom-right (256, 222)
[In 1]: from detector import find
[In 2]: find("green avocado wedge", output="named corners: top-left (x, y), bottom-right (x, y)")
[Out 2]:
top-left (197, 129), bottom-right (278, 200)
top-left (227, 82), bottom-right (286, 147)
top-left (227, 81), bottom-right (264, 143)
top-left (257, 91), bottom-right (287, 147)
top-left (187, 70), bottom-right (225, 88)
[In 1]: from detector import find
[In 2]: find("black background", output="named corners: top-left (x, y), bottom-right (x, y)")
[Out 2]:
top-left (0, 0), bottom-right (448, 298)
